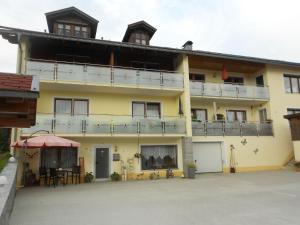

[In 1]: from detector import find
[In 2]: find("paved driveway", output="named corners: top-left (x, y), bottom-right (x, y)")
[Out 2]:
top-left (9, 171), bottom-right (300, 225)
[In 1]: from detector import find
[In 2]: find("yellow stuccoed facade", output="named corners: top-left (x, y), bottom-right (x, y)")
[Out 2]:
top-left (13, 36), bottom-right (300, 186)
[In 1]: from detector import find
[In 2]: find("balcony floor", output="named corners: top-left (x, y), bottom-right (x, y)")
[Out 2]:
top-left (191, 95), bottom-right (269, 106)
top-left (40, 81), bottom-right (183, 96)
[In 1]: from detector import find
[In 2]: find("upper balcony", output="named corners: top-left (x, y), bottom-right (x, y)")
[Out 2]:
top-left (26, 60), bottom-right (184, 96)
top-left (21, 114), bottom-right (186, 137)
top-left (190, 81), bottom-right (269, 103)
top-left (192, 120), bottom-right (273, 136)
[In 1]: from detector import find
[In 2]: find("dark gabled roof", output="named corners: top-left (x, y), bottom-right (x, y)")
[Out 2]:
top-left (1, 25), bottom-right (300, 69)
top-left (45, 7), bottom-right (99, 38)
top-left (122, 20), bottom-right (157, 42)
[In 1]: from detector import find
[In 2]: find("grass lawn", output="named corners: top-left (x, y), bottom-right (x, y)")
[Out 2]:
top-left (0, 151), bottom-right (11, 172)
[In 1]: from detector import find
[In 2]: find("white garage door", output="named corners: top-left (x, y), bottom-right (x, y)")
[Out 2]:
top-left (193, 142), bottom-right (223, 173)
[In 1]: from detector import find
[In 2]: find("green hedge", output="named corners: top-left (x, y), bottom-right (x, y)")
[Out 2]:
top-left (0, 152), bottom-right (11, 172)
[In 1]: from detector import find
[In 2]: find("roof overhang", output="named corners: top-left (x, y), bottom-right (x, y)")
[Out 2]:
top-left (2, 25), bottom-right (300, 69)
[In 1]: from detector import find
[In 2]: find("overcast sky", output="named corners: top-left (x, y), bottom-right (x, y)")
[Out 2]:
top-left (1, 0), bottom-right (300, 73)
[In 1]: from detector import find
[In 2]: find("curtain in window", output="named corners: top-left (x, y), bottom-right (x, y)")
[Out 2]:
top-left (291, 77), bottom-right (299, 93)
top-left (132, 102), bottom-right (145, 118)
top-left (141, 145), bottom-right (177, 170)
top-left (227, 111), bottom-right (234, 122)
top-left (41, 148), bottom-right (78, 169)
top-left (236, 111), bottom-right (244, 122)
top-left (74, 100), bottom-right (88, 115)
top-left (61, 148), bottom-right (78, 168)
top-left (196, 110), bottom-right (206, 121)
top-left (147, 103), bottom-right (160, 118)
top-left (55, 99), bottom-right (72, 114)
top-left (41, 148), bottom-right (59, 168)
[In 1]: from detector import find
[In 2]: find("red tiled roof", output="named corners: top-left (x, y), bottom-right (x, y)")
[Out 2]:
top-left (0, 72), bottom-right (33, 91)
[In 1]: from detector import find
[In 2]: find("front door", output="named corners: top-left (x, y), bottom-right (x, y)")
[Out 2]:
top-left (95, 148), bottom-right (109, 179)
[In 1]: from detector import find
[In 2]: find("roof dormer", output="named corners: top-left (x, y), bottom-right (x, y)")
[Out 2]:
top-left (122, 21), bottom-right (156, 45)
top-left (45, 7), bottom-right (99, 38)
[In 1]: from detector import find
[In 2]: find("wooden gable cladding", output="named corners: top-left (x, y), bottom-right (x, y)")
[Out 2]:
top-left (188, 55), bottom-right (265, 73)
top-left (0, 97), bottom-right (37, 128)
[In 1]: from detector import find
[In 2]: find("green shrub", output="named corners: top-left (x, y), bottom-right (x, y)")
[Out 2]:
top-left (84, 172), bottom-right (94, 183)
top-left (110, 172), bottom-right (121, 181)
top-left (0, 152), bottom-right (11, 172)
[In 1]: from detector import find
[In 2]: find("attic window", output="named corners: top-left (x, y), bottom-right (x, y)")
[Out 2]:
top-left (75, 26), bottom-right (88, 38)
top-left (135, 32), bottom-right (147, 45)
top-left (57, 24), bottom-right (71, 36)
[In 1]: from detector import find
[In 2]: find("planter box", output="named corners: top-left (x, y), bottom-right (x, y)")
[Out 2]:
top-left (187, 168), bottom-right (195, 179)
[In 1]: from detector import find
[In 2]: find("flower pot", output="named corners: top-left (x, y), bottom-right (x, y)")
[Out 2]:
top-left (187, 167), bottom-right (195, 179)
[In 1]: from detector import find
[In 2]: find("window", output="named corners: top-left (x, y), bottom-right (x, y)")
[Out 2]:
top-left (287, 108), bottom-right (300, 115)
top-left (55, 98), bottom-right (88, 116)
top-left (189, 74), bottom-right (205, 82)
top-left (57, 23), bottom-right (71, 36)
top-left (191, 109), bottom-right (207, 121)
top-left (41, 148), bottom-right (77, 169)
top-left (132, 102), bottom-right (161, 118)
top-left (141, 145), bottom-right (177, 170)
top-left (259, 109), bottom-right (267, 122)
top-left (284, 74), bottom-right (300, 93)
top-left (224, 76), bottom-right (244, 85)
top-left (135, 32), bottom-right (147, 45)
top-left (226, 110), bottom-right (247, 122)
top-left (74, 26), bottom-right (88, 38)
top-left (256, 75), bottom-right (264, 86)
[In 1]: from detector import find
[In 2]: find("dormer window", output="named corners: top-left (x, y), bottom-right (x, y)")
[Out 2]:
top-left (46, 7), bottom-right (99, 38)
top-left (122, 21), bottom-right (156, 45)
top-left (57, 23), bottom-right (71, 36)
top-left (75, 26), bottom-right (88, 38)
top-left (135, 32), bottom-right (147, 45)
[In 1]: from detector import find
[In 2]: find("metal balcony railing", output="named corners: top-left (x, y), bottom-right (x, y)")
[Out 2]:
top-left (26, 60), bottom-right (184, 90)
top-left (190, 81), bottom-right (269, 100)
top-left (21, 114), bottom-right (186, 135)
top-left (192, 120), bottom-right (273, 136)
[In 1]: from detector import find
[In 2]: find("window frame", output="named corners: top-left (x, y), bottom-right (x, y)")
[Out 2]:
top-left (140, 145), bottom-right (178, 170)
top-left (224, 76), bottom-right (244, 85)
top-left (132, 101), bottom-right (161, 119)
top-left (41, 147), bottom-right (78, 169)
top-left (284, 74), bottom-right (300, 93)
top-left (54, 98), bottom-right (89, 116)
top-left (191, 108), bottom-right (207, 122)
top-left (189, 73), bottom-right (205, 82)
top-left (226, 110), bottom-right (247, 122)
top-left (287, 108), bottom-right (300, 115)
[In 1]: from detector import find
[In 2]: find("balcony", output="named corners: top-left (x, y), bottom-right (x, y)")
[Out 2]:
top-left (21, 114), bottom-right (186, 136)
top-left (26, 60), bottom-right (184, 95)
top-left (192, 121), bottom-right (273, 136)
top-left (190, 81), bottom-right (269, 102)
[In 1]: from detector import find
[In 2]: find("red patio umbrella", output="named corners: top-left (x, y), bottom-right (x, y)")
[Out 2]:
top-left (12, 135), bottom-right (80, 148)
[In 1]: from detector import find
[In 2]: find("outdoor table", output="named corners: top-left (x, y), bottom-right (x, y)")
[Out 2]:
top-left (47, 168), bottom-right (72, 185)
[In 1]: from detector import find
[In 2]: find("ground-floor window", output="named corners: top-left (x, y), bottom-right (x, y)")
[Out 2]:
top-left (41, 148), bottom-right (78, 168)
top-left (141, 145), bottom-right (177, 170)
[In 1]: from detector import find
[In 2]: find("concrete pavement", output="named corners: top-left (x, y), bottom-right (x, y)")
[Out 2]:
top-left (9, 170), bottom-right (300, 225)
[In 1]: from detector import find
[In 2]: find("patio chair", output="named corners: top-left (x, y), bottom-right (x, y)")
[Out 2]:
top-left (48, 168), bottom-right (65, 187)
top-left (39, 167), bottom-right (48, 186)
top-left (71, 165), bottom-right (81, 184)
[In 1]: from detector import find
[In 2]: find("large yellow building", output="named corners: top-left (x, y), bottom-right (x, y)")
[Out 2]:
top-left (1, 7), bottom-right (300, 184)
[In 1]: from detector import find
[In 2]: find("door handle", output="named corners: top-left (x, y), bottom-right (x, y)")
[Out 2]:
top-left (96, 161), bottom-right (99, 165)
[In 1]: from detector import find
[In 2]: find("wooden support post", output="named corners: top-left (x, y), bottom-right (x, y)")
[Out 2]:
top-left (79, 157), bottom-right (85, 183)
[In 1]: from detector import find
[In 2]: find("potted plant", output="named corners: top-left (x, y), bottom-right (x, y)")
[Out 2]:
top-left (84, 172), bottom-right (94, 183)
top-left (110, 172), bottom-right (121, 181)
top-left (187, 162), bottom-right (196, 179)
top-left (216, 114), bottom-right (225, 121)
